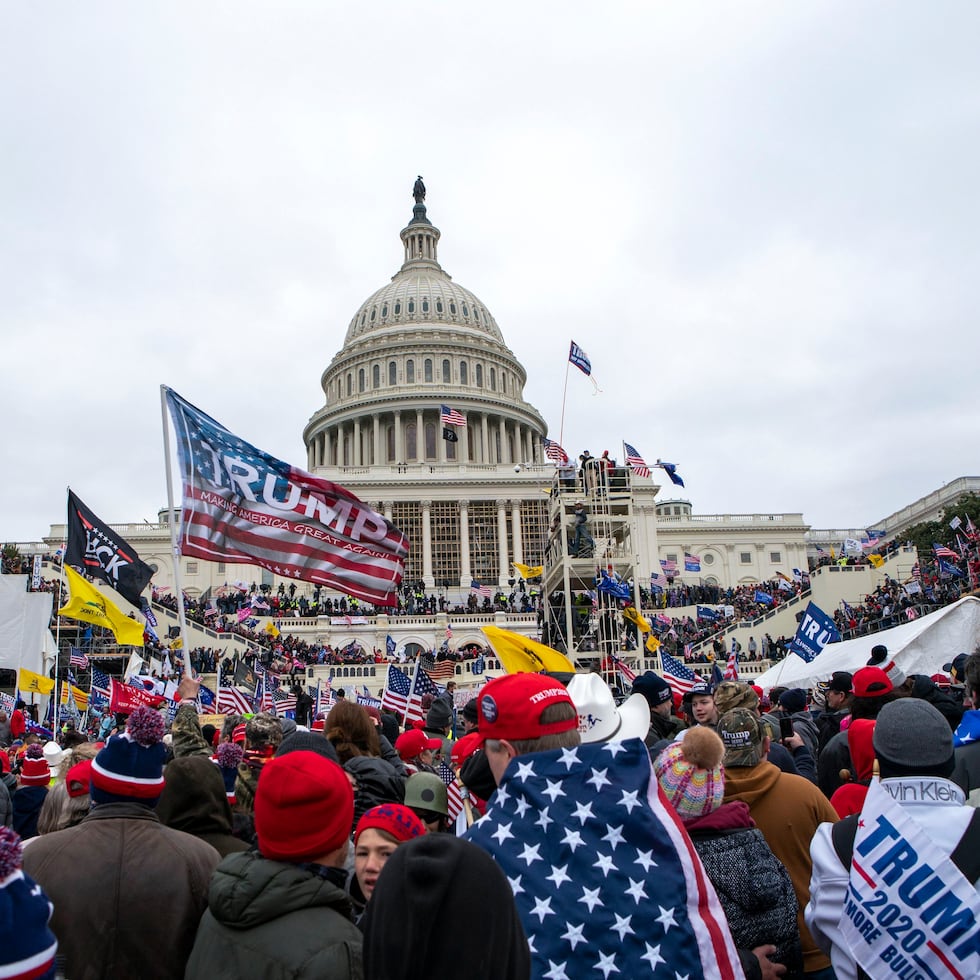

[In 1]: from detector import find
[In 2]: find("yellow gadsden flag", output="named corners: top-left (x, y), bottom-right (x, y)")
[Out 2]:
top-left (645, 634), bottom-right (661, 654)
top-left (622, 606), bottom-right (652, 634)
top-left (60, 681), bottom-right (90, 711)
top-left (481, 626), bottom-right (576, 675)
top-left (513, 562), bottom-right (544, 580)
top-left (867, 553), bottom-right (884, 569)
top-left (59, 565), bottom-right (145, 646)
top-left (18, 667), bottom-right (55, 696)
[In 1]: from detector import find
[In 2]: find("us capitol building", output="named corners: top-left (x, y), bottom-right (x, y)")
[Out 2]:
top-left (32, 180), bottom-right (963, 665)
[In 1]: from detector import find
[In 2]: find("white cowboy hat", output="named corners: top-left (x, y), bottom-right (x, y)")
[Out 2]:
top-left (565, 673), bottom-right (650, 744)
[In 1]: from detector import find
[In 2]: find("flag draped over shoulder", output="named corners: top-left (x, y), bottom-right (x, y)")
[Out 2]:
top-left (164, 388), bottom-right (408, 606)
top-left (464, 740), bottom-right (743, 980)
top-left (482, 626), bottom-right (576, 674)
top-left (59, 566), bottom-right (145, 646)
top-left (65, 490), bottom-right (154, 607)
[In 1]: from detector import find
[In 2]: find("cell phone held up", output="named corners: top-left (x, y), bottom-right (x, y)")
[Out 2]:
top-left (779, 716), bottom-right (794, 741)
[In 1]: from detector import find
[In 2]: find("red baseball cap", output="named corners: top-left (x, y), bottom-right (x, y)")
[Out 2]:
top-left (394, 729), bottom-right (442, 761)
top-left (451, 731), bottom-right (482, 766)
top-left (477, 673), bottom-right (577, 743)
top-left (851, 666), bottom-right (893, 699)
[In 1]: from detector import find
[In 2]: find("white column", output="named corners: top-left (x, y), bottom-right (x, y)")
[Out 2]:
top-left (373, 414), bottom-right (380, 466)
top-left (499, 418), bottom-right (508, 464)
top-left (481, 414), bottom-right (489, 464)
top-left (395, 411), bottom-right (404, 463)
top-left (511, 500), bottom-right (523, 565)
top-left (421, 500), bottom-right (433, 586)
top-left (459, 500), bottom-right (472, 585)
top-left (497, 498), bottom-right (509, 584)
top-left (353, 420), bottom-right (362, 466)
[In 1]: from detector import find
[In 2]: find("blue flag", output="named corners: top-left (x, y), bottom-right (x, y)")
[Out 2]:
top-left (938, 559), bottom-right (965, 579)
top-left (568, 340), bottom-right (592, 376)
top-left (597, 569), bottom-right (631, 601)
top-left (471, 653), bottom-right (485, 675)
top-left (753, 590), bottom-right (774, 606)
top-left (656, 461), bottom-right (685, 488)
top-left (788, 602), bottom-right (841, 663)
top-left (696, 606), bottom-right (720, 622)
top-left (465, 739), bottom-right (742, 978)
top-left (386, 634), bottom-right (396, 656)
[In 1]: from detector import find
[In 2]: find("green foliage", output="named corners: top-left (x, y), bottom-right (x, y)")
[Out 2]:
top-left (903, 492), bottom-right (980, 559)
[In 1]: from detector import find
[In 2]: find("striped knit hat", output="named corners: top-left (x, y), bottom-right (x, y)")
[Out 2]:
top-left (91, 707), bottom-right (166, 807)
top-left (18, 745), bottom-right (50, 787)
top-left (654, 727), bottom-right (726, 822)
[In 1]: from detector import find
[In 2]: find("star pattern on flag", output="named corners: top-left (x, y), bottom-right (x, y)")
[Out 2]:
top-left (465, 740), bottom-right (739, 980)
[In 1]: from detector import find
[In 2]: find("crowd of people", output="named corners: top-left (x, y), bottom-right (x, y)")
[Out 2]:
top-left (3, 637), bottom-right (979, 979)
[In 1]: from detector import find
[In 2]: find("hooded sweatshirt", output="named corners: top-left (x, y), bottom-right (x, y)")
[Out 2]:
top-left (723, 760), bottom-right (838, 974)
top-left (156, 755), bottom-right (249, 858)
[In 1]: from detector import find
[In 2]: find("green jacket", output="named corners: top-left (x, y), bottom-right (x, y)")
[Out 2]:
top-left (185, 850), bottom-right (363, 980)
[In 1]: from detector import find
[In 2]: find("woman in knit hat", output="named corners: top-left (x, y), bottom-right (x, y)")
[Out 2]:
top-left (352, 803), bottom-right (427, 912)
top-left (655, 727), bottom-right (803, 980)
top-left (12, 744), bottom-right (49, 840)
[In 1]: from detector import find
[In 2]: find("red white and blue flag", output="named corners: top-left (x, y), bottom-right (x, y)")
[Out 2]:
top-left (724, 638), bottom-right (739, 680)
top-left (623, 443), bottom-right (651, 478)
top-left (217, 685), bottom-right (253, 716)
top-left (69, 648), bottom-right (90, 669)
top-left (543, 438), bottom-right (569, 465)
top-left (438, 760), bottom-right (465, 822)
top-left (661, 650), bottom-right (699, 696)
top-left (164, 388), bottom-right (409, 607)
top-left (684, 552), bottom-right (701, 573)
top-left (933, 542), bottom-right (960, 560)
top-left (471, 580), bottom-right (492, 598)
top-left (440, 404), bottom-right (467, 427)
top-left (381, 663), bottom-right (414, 717)
top-left (660, 558), bottom-right (677, 574)
top-left (465, 739), bottom-right (743, 980)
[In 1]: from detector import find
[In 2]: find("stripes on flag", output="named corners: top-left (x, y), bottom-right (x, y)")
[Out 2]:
top-left (438, 760), bottom-right (465, 821)
top-left (933, 543), bottom-right (960, 560)
top-left (381, 663), bottom-right (413, 717)
top-left (470, 580), bottom-right (492, 598)
top-left (420, 654), bottom-right (456, 684)
top-left (623, 442), bottom-right (651, 478)
top-left (543, 437), bottom-right (569, 465)
top-left (69, 648), bottom-right (90, 669)
top-left (440, 404), bottom-right (467, 427)
top-left (660, 650), bottom-right (698, 696)
top-left (217, 686), bottom-right (254, 715)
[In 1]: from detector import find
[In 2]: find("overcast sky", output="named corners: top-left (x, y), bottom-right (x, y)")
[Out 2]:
top-left (3, 2), bottom-right (978, 545)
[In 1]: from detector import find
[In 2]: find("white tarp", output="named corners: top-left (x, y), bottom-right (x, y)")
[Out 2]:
top-left (0, 573), bottom-right (55, 676)
top-left (755, 595), bottom-right (980, 691)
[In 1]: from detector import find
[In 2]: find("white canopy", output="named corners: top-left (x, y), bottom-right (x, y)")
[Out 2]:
top-left (0, 573), bottom-right (55, 676)
top-left (755, 595), bottom-right (980, 691)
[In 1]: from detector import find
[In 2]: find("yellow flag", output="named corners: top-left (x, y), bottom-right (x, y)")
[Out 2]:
top-left (481, 626), bottom-right (576, 674)
top-left (622, 606), bottom-right (652, 634)
top-left (868, 553), bottom-right (884, 568)
top-left (18, 667), bottom-right (55, 696)
top-left (645, 635), bottom-right (661, 654)
top-left (264, 621), bottom-right (281, 638)
top-left (170, 637), bottom-right (184, 650)
top-left (513, 562), bottom-right (544, 580)
top-left (60, 681), bottom-right (89, 710)
top-left (58, 565), bottom-right (145, 646)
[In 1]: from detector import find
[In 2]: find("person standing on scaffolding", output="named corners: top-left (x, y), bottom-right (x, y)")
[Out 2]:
top-left (571, 501), bottom-right (595, 557)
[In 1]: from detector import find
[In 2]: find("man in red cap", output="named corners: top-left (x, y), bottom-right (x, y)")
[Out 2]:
top-left (186, 750), bottom-right (362, 978)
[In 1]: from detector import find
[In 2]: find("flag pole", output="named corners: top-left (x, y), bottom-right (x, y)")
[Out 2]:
top-left (160, 385), bottom-right (193, 676)
top-left (558, 358), bottom-right (571, 456)
top-left (52, 522), bottom-right (68, 738)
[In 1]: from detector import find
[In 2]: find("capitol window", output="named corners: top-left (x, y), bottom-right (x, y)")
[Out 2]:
top-left (346, 374), bottom-right (352, 396)
top-left (703, 553), bottom-right (715, 565)
top-left (475, 364), bottom-right (483, 387)
top-left (436, 299), bottom-right (443, 313)
top-left (388, 361), bottom-right (397, 385)
top-left (424, 359), bottom-right (433, 382)
top-left (450, 301), bottom-right (457, 315)
top-left (462, 303), bottom-right (469, 316)
top-left (422, 298), bottom-right (429, 313)
top-left (740, 552), bottom-right (752, 564)
top-left (372, 365), bottom-right (380, 388)
top-left (394, 301), bottom-right (401, 315)
top-left (490, 367), bottom-right (496, 390)
top-left (460, 361), bottom-right (468, 385)
top-left (770, 552), bottom-right (781, 563)
top-left (358, 369), bottom-right (365, 393)
top-left (382, 304), bottom-right (388, 317)
top-left (370, 308), bottom-right (376, 322)
top-left (407, 360), bottom-right (415, 383)
top-left (442, 359), bottom-right (451, 382)
top-left (408, 299), bottom-right (415, 314)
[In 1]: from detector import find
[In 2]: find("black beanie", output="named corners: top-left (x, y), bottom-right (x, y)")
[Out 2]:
top-left (275, 731), bottom-right (339, 764)
top-left (362, 835), bottom-right (530, 979)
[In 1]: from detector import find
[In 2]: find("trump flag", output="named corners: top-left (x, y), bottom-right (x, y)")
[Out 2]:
top-left (164, 388), bottom-right (409, 606)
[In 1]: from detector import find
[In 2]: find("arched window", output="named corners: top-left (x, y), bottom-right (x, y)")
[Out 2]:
top-left (442, 359), bottom-right (451, 383)
top-left (408, 299), bottom-right (415, 314)
top-left (394, 301), bottom-right (401, 315)
top-left (347, 373), bottom-right (353, 396)
top-left (462, 303), bottom-right (469, 316)
top-left (386, 426), bottom-right (395, 462)
top-left (436, 299), bottom-right (443, 313)
top-left (388, 361), bottom-right (397, 386)
top-left (422, 298), bottom-right (429, 313)
top-left (489, 367), bottom-right (496, 390)
top-left (372, 364), bottom-right (380, 389)
top-left (370, 307), bottom-right (376, 322)
top-left (424, 359), bottom-right (433, 383)
top-left (460, 361), bottom-right (468, 385)
top-left (382, 303), bottom-right (388, 318)
top-left (406, 423), bottom-right (418, 461)
top-left (407, 360), bottom-right (415, 384)
top-left (501, 371), bottom-right (507, 394)
top-left (358, 369), bottom-right (365, 393)
top-left (475, 364), bottom-right (483, 387)
top-left (450, 301), bottom-right (457, 315)
top-left (424, 422), bottom-right (436, 459)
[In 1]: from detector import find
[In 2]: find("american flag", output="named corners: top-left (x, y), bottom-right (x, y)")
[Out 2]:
top-left (470, 580), bottom-right (492, 598)
top-left (724, 638), bottom-right (739, 681)
top-left (661, 650), bottom-right (699, 696)
top-left (164, 388), bottom-right (409, 607)
top-left (464, 740), bottom-right (742, 979)
top-left (623, 442), bottom-right (651, 478)
top-left (69, 647), bottom-right (89, 669)
top-left (610, 653), bottom-right (637, 688)
top-left (272, 689), bottom-right (297, 714)
top-left (438, 760), bottom-right (465, 821)
top-left (217, 686), bottom-right (254, 715)
top-left (911, 561), bottom-right (921, 580)
top-left (684, 552), bottom-right (700, 572)
top-left (933, 542), bottom-right (960, 560)
top-left (659, 558), bottom-right (677, 574)
top-left (440, 404), bottom-right (467, 427)
top-left (543, 437), bottom-right (569, 465)
top-left (90, 668), bottom-right (111, 708)
top-left (381, 663), bottom-right (413, 717)
top-left (421, 654), bottom-right (456, 684)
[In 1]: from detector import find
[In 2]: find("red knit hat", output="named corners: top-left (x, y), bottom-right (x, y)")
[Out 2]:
top-left (477, 674), bottom-right (576, 743)
top-left (851, 667), bottom-right (893, 699)
top-left (394, 729), bottom-right (441, 762)
top-left (19, 746), bottom-right (50, 787)
top-left (354, 803), bottom-right (427, 846)
top-left (254, 751), bottom-right (353, 862)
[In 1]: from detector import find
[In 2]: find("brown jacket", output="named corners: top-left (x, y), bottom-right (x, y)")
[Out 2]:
top-left (723, 760), bottom-right (838, 975)
top-left (23, 802), bottom-right (220, 980)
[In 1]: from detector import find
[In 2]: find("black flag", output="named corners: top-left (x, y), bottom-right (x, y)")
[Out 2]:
top-left (65, 490), bottom-right (154, 607)
top-left (442, 427), bottom-right (458, 443)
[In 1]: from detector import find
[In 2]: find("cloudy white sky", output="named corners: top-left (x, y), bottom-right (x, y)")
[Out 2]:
top-left (2, 2), bottom-right (978, 544)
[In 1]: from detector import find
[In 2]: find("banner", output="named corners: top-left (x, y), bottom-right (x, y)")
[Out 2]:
top-left (788, 602), bottom-right (840, 663)
top-left (65, 490), bottom-right (154, 607)
top-left (841, 778), bottom-right (980, 979)
top-left (109, 678), bottom-right (165, 713)
top-left (164, 388), bottom-right (408, 606)
top-left (58, 566), bottom-right (145, 646)
top-left (18, 667), bottom-right (55, 696)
